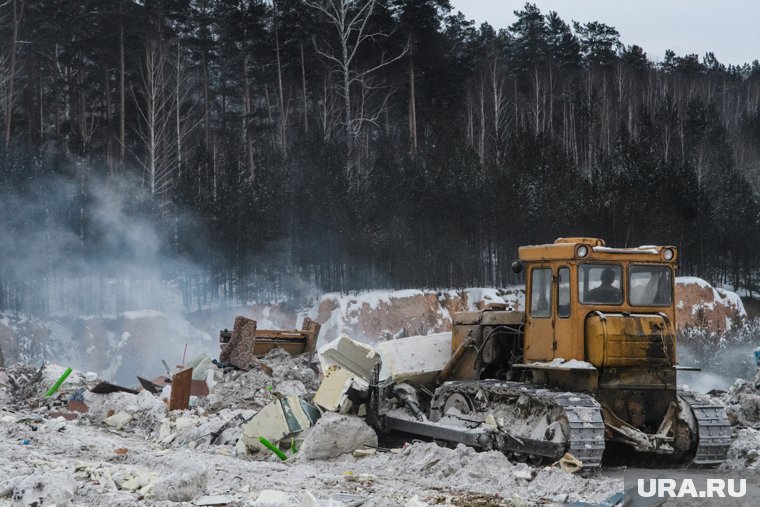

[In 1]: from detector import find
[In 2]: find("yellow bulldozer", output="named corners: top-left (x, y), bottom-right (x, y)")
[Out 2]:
top-left (373, 238), bottom-right (731, 470)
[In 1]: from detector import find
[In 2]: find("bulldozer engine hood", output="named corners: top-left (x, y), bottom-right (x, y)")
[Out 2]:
top-left (585, 312), bottom-right (675, 369)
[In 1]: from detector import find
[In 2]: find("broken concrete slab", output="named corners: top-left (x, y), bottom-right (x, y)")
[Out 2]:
top-left (376, 332), bottom-right (451, 386)
top-left (252, 489), bottom-right (291, 506)
top-left (318, 334), bottom-right (380, 384)
top-left (241, 396), bottom-right (320, 452)
top-left (298, 412), bottom-right (378, 460)
top-left (186, 353), bottom-right (216, 381)
top-left (104, 411), bottom-right (133, 429)
top-left (312, 366), bottom-right (357, 413)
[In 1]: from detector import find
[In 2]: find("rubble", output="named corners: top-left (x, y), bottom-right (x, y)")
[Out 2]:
top-left (82, 389), bottom-right (167, 432)
top-left (313, 366), bottom-right (360, 413)
top-left (724, 378), bottom-right (760, 428)
top-left (1, 303), bottom-right (756, 506)
top-left (726, 428), bottom-right (760, 469)
top-left (205, 347), bottom-right (319, 414)
top-left (169, 367), bottom-right (193, 411)
top-left (240, 395), bottom-right (320, 454)
top-left (103, 411), bottom-right (133, 429)
top-left (219, 316), bottom-right (321, 371)
top-left (318, 334), bottom-right (380, 382)
top-left (376, 332), bottom-right (451, 385)
top-left (252, 489), bottom-right (291, 506)
top-left (153, 460), bottom-right (208, 502)
top-left (298, 412), bottom-right (378, 460)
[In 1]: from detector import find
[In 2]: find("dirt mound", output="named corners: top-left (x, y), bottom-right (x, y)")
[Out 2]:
top-left (676, 277), bottom-right (746, 334)
top-left (311, 288), bottom-right (525, 343)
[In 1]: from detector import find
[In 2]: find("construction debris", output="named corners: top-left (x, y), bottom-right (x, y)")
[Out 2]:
top-left (219, 316), bottom-right (320, 371)
top-left (195, 494), bottom-right (235, 506)
top-left (104, 411), bottom-right (133, 429)
top-left (2, 306), bottom-right (757, 506)
top-left (90, 381), bottom-right (139, 395)
top-left (318, 334), bottom-right (380, 382)
top-left (44, 366), bottom-right (73, 397)
top-left (376, 332), bottom-right (452, 386)
top-left (240, 396), bottom-right (320, 453)
top-left (313, 366), bottom-right (361, 413)
top-left (169, 368), bottom-right (193, 411)
top-left (298, 412), bottom-right (378, 460)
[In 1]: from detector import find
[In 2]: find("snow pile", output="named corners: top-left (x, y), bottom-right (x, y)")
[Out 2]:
top-left (725, 428), bottom-right (760, 470)
top-left (333, 442), bottom-right (621, 504)
top-left (724, 379), bottom-right (760, 428)
top-left (527, 358), bottom-right (596, 370)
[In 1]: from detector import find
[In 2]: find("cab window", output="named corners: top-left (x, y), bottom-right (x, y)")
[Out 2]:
top-left (579, 264), bottom-right (623, 305)
top-left (531, 268), bottom-right (552, 317)
top-left (558, 267), bottom-right (570, 317)
top-left (629, 265), bottom-right (672, 306)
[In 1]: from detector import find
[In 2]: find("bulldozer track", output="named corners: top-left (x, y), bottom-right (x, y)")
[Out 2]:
top-left (430, 381), bottom-right (606, 470)
top-left (678, 391), bottom-right (732, 467)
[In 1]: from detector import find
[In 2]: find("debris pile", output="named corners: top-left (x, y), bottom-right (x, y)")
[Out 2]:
top-left (1, 308), bottom-right (757, 506)
top-left (724, 378), bottom-right (760, 428)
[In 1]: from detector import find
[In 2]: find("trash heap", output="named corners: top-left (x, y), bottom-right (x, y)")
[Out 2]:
top-left (7, 311), bottom-right (754, 506)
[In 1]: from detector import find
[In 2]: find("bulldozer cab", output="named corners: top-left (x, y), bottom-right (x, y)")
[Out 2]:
top-left (519, 237), bottom-right (678, 367)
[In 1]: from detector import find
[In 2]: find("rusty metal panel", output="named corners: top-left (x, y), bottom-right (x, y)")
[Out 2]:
top-left (169, 368), bottom-right (192, 411)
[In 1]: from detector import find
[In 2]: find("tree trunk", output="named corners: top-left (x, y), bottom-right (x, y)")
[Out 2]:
top-left (4, 0), bottom-right (23, 148)
top-left (274, 11), bottom-right (287, 155)
top-left (301, 43), bottom-right (308, 134)
top-left (243, 54), bottom-right (255, 178)
top-left (119, 13), bottom-right (125, 163)
top-left (408, 57), bottom-right (417, 153)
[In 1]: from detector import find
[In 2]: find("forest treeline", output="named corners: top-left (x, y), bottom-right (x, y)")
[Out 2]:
top-left (2, 0), bottom-right (760, 313)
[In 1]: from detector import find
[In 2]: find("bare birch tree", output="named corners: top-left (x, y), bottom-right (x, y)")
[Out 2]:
top-left (132, 40), bottom-right (196, 203)
top-left (305, 0), bottom-right (406, 183)
top-left (2, 0), bottom-right (24, 149)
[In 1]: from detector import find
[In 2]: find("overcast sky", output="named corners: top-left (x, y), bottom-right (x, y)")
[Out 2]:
top-left (448, 0), bottom-right (759, 66)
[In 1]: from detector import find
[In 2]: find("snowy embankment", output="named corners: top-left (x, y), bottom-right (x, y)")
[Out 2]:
top-left (0, 277), bottom-right (748, 386)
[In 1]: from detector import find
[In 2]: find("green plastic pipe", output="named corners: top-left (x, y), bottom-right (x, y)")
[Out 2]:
top-left (45, 367), bottom-right (73, 397)
top-left (258, 436), bottom-right (288, 461)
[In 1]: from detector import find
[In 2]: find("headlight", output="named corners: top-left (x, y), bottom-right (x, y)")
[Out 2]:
top-left (577, 245), bottom-right (588, 258)
top-left (663, 248), bottom-right (674, 261)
